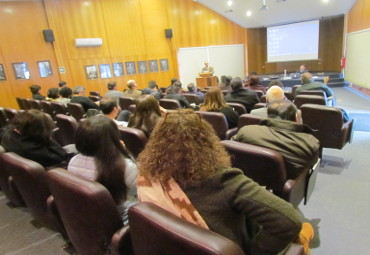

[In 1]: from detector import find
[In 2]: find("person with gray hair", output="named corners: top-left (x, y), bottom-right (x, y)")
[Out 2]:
top-left (70, 86), bottom-right (99, 112)
top-left (250, 85), bottom-right (285, 118)
top-left (124, 80), bottom-right (142, 99)
top-left (105, 81), bottom-right (124, 100)
top-left (224, 77), bottom-right (259, 112)
top-left (186, 83), bottom-right (204, 103)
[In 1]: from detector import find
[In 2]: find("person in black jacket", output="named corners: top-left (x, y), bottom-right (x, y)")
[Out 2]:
top-left (224, 77), bottom-right (259, 113)
top-left (29, 84), bottom-right (46, 100)
top-left (70, 86), bottom-right (100, 112)
top-left (1, 110), bottom-right (68, 168)
top-left (164, 83), bottom-right (191, 108)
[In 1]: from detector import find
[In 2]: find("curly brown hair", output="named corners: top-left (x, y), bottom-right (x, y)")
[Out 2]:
top-left (137, 109), bottom-right (231, 188)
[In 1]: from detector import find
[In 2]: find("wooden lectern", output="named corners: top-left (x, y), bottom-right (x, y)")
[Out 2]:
top-left (196, 74), bottom-right (217, 89)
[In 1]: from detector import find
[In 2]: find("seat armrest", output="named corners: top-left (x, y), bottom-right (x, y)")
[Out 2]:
top-left (225, 127), bottom-right (238, 140)
top-left (284, 243), bottom-right (305, 255)
top-left (111, 225), bottom-right (134, 255)
top-left (342, 119), bottom-right (354, 144)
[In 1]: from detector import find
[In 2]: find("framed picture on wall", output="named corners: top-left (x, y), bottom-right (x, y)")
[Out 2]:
top-left (99, 64), bottom-right (112, 79)
top-left (37, 60), bottom-right (53, 78)
top-left (160, 59), bottom-right (169, 72)
top-left (113, 62), bottom-right (124, 77)
top-left (12, 62), bottom-right (30, 79)
top-left (125, 61), bottom-right (136, 75)
top-left (149, 60), bottom-right (158, 73)
top-left (85, 65), bottom-right (98, 79)
top-left (0, 64), bottom-right (6, 81)
top-left (138, 61), bottom-right (147, 74)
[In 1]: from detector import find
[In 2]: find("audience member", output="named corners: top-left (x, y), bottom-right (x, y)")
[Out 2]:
top-left (46, 88), bottom-right (59, 101)
top-left (58, 81), bottom-right (67, 88)
top-left (99, 97), bottom-right (130, 126)
top-left (141, 80), bottom-right (162, 100)
top-left (218, 75), bottom-right (232, 91)
top-left (68, 115), bottom-right (137, 225)
top-left (295, 72), bottom-right (334, 97)
top-left (124, 80), bottom-right (142, 99)
top-left (246, 75), bottom-right (266, 94)
top-left (137, 109), bottom-right (311, 255)
top-left (200, 87), bottom-right (239, 128)
top-left (70, 86), bottom-right (99, 112)
top-left (105, 81), bottom-right (124, 100)
top-left (1, 110), bottom-right (68, 167)
top-left (232, 100), bottom-right (320, 179)
top-left (164, 84), bottom-right (191, 108)
top-left (267, 80), bottom-right (284, 90)
top-left (224, 77), bottom-right (259, 113)
top-left (56, 86), bottom-right (72, 105)
top-left (187, 83), bottom-right (204, 103)
top-left (250, 85), bottom-right (285, 118)
top-left (128, 95), bottom-right (164, 137)
top-left (30, 85), bottom-right (46, 100)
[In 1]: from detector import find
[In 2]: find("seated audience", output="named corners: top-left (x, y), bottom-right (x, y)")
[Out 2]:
top-left (267, 80), bottom-right (284, 90)
top-left (46, 88), bottom-right (59, 101)
top-left (30, 84), bottom-right (46, 100)
top-left (100, 97), bottom-right (130, 126)
top-left (200, 87), bottom-right (239, 128)
top-left (105, 81), bottom-right (124, 100)
top-left (246, 75), bottom-right (266, 94)
top-left (295, 72), bottom-right (334, 97)
top-left (128, 95), bottom-right (164, 137)
top-left (218, 75), bottom-right (232, 91)
top-left (232, 100), bottom-right (320, 179)
top-left (70, 86), bottom-right (99, 112)
top-left (1, 110), bottom-right (68, 167)
top-left (224, 77), bottom-right (259, 113)
top-left (124, 80), bottom-right (142, 99)
top-left (56, 86), bottom-right (72, 105)
top-left (187, 83), bottom-right (205, 103)
top-left (164, 84), bottom-right (191, 108)
top-left (141, 80), bottom-right (162, 100)
top-left (250, 85), bottom-right (285, 118)
top-left (67, 115), bottom-right (137, 225)
top-left (58, 81), bottom-right (67, 88)
top-left (137, 110), bottom-right (312, 255)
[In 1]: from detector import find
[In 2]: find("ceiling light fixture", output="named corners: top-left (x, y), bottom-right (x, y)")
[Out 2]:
top-left (246, 10), bottom-right (252, 17)
top-left (227, 0), bottom-right (233, 7)
top-left (260, 0), bottom-right (269, 11)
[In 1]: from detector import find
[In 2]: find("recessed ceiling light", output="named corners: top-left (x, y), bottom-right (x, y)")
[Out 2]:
top-left (227, 0), bottom-right (233, 7)
top-left (322, 0), bottom-right (330, 3)
top-left (246, 10), bottom-right (252, 17)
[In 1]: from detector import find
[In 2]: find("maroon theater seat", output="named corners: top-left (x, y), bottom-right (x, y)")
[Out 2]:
top-left (159, 98), bottom-right (182, 109)
top-left (197, 111), bottom-right (237, 140)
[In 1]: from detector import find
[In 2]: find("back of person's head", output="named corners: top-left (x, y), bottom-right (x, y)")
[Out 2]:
top-left (200, 87), bottom-right (227, 111)
top-left (73, 86), bottom-right (85, 95)
top-left (59, 87), bottom-right (72, 98)
top-left (128, 95), bottom-right (161, 137)
top-left (167, 85), bottom-right (180, 94)
top-left (127, 80), bottom-right (136, 89)
top-left (58, 81), bottom-right (67, 88)
top-left (75, 115), bottom-right (129, 203)
top-left (266, 86), bottom-right (285, 102)
top-left (137, 110), bottom-right (231, 187)
top-left (230, 77), bottom-right (243, 91)
top-left (220, 75), bottom-right (227, 84)
top-left (267, 100), bottom-right (297, 121)
top-left (248, 75), bottom-right (261, 86)
top-left (148, 80), bottom-right (158, 89)
top-left (170, 78), bottom-right (178, 85)
top-left (47, 88), bottom-right (59, 99)
top-left (100, 97), bottom-right (118, 115)
top-left (187, 83), bottom-right (196, 92)
top-left (173, 80), bottom-right (182, 88)
top-left (10, 109), bottom-right (54, 144)
top-left (301, 73), bottom-right (313, 84)
top-left (225, 76), bottom-right (232, 86)
top-left (107, 81), bottom-right (117, 91)
top-left (30, 85), bottom-right (41, 95)
top-left (267, 80), bottom-right (284, 90)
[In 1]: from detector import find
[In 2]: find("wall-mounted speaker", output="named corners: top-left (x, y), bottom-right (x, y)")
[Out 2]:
top-left (165, 28), bottom-right (173, 39)
top-left (43, 29), bottom-right (55, 42)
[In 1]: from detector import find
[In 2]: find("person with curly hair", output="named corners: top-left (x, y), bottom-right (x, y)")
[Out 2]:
top-left (137, 110), bottom-right (311, 255)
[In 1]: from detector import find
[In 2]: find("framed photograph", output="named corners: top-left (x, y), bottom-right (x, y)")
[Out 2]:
top-left (0, 64), bottom-right (6, 81)
top-left (85, 65), bottom-right (98, 79)
top-left (138, 61), bottom-right (147, 74)
top-left (12, 62), bottom-right (30, 79)
top-left (160, 58), bottom-right (169, 72)
top-left (99, 64), bottom-right (112, 79)
top-left (113, 62), bottom-right (124, 77)
top-left (149, 59), bottom-right (158, 73)
top-left (125, 61), bottom-right (136, 75)
top-left (37, 60), bottom-right (53, 78)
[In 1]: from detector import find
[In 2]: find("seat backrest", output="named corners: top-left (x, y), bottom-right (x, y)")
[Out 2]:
top-left (255, 90), bottom-right (263, 99)
top-left (119, 97), bottom-right (136, 110)
top-left (226, 102), bottom-right (247, 116)
top-left (90, 91), bottom-right (101, 97)
top-left (118, 126), bottom-right (148, 158)
top-left (67, 102), bottom-right (85, 122)
top-left (40, 100), bottom-right (54, 116)
top-left (197, 111), bottom-right (229, 140)
top-left (252, 102), bottom-right (266, 110)
top-left (55, 114), bottom-right (79, 146)
top-left (16, 97), bottom-right (25, 110)
top-left (298, 90), bottom-right (326, 97)
top-left (221, 140), bottom-right (287, 197)
top-left (128, 202), bottom-right (245, 255)
top-left (301, 104), bottom-right (353, 149)
top-left (293, 95), bottom-right (326, 109)
top-left (29, 99), bottom-right (42, 110)
top-left (1, 152), bottom-right (58, 229)
top-left (238, 114), bottom-right (263, 130)
top-left (21, 98), bottom-right (31, 110)
top-left (159, 99), bottom-right (182, 109)
top-left (184, 94), bottom-right (200, 105)
top-left (292, 85), bottom-right (301, 95)
top-left (47, 168), bottom-right (124, 255)
top-left (4, 108), bottom-right (18, 121)
top-left (89, 95), bottom-right (101, 102)
top-left (51, 101), bottom-right (68, 115)
top-left (260, 95), bottom-right (267, 103)
top-left (0, 107), bottom-right (8, 127)
top-left (128, 104), bottom-right (136, 113)
top-left (284, 92), bottom-right (294, 101)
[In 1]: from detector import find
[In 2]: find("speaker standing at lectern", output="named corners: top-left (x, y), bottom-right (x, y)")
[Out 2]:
top-left (201, 62), bottom-right (214, 75)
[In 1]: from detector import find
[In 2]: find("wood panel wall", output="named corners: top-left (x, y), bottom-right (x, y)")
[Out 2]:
top-left (247, 15), bottom-right (345, 75)
top-left (347, 0), bottom-right (370, 33)
top-left (0, 0), bottom-right (247, 109)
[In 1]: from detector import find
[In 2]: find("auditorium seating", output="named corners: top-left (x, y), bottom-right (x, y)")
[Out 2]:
top-left (15, 97), bottom-right (25, 110)
top-left (4, 108), bottom-right (18, 121)
top-left (0, 108), bottom-right (7, 127)
top-left (118, 126), bottom-right (148, 158)
top-left (89, 91), bottom-right (102, 98)
top-left (197, 111), bottom-right (237, 140)
top-left (40, 100), bottom-right (54, 117)
top-left (67, 102), bottom-right (85, 122)
top-left (89, 95), bottom-right (101, 102)
top-left (159, 99), bottom-right (182, 109)
top-left (29, 99), bottom-right (42, 110)
top-left (226, 102), bottom-right (247, 116)
top-left (128, 104), bottom-right (136, 113)
top-left (47, 168), bottom-right (133, 255)
top-left (184, 94), bottom-right (200, 105)
top-left (51, 101), bottom-right (68, 115)
top-left (252, 102), bottom-right (267, 110)
top-left (119, 97), bottom-right (136, 111)
top-left (54, 114), bottom-right (79, 146)
top-left (293, 95), bottom-right (327, 109)
top-left (238, 114), bottom-right (263, 130)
